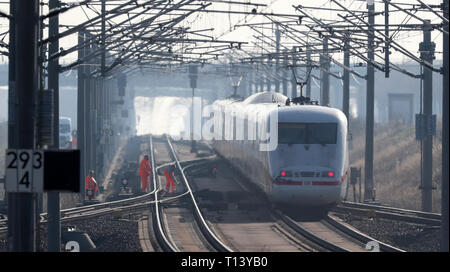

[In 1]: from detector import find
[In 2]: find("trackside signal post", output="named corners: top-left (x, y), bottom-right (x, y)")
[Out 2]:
top-left (77, 31), bottom-right (86, 205)
top-left (364, 0), bottom-right (376, 202)
top-left (189, 65), bottom-right (198, 152)
top-left (6, 1), bottom-right (82, 252)
top-left (291, 47), bottom-right (298, 97)
top-left (419, 20), bottom-right (436, 213)
top-left (48, 0), bottom-right (61, 252)
top-left (7, 0), bottom-right (40, 252)
top-left (343, 34), bottom-right (350, 123)
top-left (320, 36), bottom-right (330, 106)
top-left (441, 0), bottom-right (449, 252)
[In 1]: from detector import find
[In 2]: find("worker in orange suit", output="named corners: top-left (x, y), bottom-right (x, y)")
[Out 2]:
top-left (85, 170), bottom-right (98, 200)
top-left (164, 165), bottom-right (177, 194)
top-left (139, 155), bottom-right (151, 193)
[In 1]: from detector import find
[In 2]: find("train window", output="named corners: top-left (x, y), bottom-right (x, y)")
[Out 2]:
top-left (278, 123), bottom-right (307, 144)
top-left (278, 123), bottom-right (337, 144)
top-left (307, 123), bottom-right (337, 144)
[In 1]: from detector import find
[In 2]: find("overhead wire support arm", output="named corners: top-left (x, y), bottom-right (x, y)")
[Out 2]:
top-left (104, 0), bottom-right (195, 63)
top-left (47, 3), bottom-right (151, 62)
top-left (60, 0), bottom-right (199, 73)
top-left (336, 13), bottom-right (427, 77)
top-left (202, 0), bottom-right (267, 7)
top-left (416, 0), bottom-right (449, 23)
top-left (292, 5), bottom-right (379, 70)
top-left (97, 1), bottom-right (212, 75)
top-left (384, 0), bottom-right (448, 35)
top-left (329, 56), bottom-right (367, 79)
top-left (293, 3), bottom-right (421, 80)
top-left (290, 16), bottom-right (378, 78)
top-left (40, 0), bottom-right (148, 46)
top-left (331, 0), bottom-right (441, 73)
top-left (131, 6), bottom-right (301, 18)
top-left (40, 0), bottom-right (93, 21)
top-left (144, 37), bottom-right (248, 45)
top-left (0, 10), bottom-right (11, 20)
top-left (46, 0), bottom-right (162, 63)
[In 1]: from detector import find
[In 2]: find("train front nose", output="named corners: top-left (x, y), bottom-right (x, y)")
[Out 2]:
top-left (272, 168), bottom-right (343, 205)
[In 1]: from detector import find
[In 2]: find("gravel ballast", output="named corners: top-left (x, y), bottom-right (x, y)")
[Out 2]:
top-left (333, 212), bottom-right (441, 252)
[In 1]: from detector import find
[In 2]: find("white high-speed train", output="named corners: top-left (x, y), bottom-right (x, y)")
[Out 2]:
top-left (210, 91), bottom-right (348, 207)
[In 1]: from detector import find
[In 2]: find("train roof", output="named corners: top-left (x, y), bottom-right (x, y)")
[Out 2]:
top-left (277, 105), bottom-right (347, 124)
top-left (243, 91), bottom-right (288, 105)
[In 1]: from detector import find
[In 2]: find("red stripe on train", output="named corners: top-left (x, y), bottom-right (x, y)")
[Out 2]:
top-left (311, 181), bottom-right (341, 186)
top-left (274, 180), bottom-right (303, 185)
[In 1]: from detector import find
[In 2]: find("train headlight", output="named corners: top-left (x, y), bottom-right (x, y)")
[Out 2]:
top-left (322, 171), bottom-right (335, 177)
top-left (280, 171), bottom-right (292, 177)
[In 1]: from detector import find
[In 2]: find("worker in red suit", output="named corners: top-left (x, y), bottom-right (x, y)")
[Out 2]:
top-left (139, 155), bottom-right (151, 193)
top-left (164, 165), bottom-right (178, 194)
top-left (85, 170), bottom-right (98, 200)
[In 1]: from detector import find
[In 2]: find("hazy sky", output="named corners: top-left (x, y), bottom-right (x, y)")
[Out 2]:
top-left (0, 0), bottom-right (445, 65)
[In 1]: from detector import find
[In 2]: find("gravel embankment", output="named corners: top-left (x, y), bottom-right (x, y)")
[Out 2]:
top-left (59, 214), bottom-right (142, 252)
top-left (333, 212), bottom-right (441, 252)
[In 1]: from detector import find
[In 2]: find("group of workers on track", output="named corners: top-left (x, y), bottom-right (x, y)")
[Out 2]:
top-left (139, 154), bottom-right (178, 194)
top-left (85, 154), bottom-right (178, 199)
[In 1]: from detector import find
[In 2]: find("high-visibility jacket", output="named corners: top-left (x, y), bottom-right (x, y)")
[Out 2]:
top-left (164, 168), bottom-right (176, 193)
top-left (85, 175), bottom-right (98, 192)
top-left (139, 159), bottom-right (151, 176)
top-left (164, 167), bottom-right (179, 185)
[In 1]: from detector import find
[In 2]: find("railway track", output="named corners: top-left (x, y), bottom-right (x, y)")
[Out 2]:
top-left (183, 156), bottom-right (375, 251)
top-left (0, 177), bottom-right (157, 239)
top-left (0, 135), bottom-right (227, 252)
top-left (0, 191), bottom-right (156, 237)
top-left (231, 173), bottom-right (389, 252)
top-left (0, 135), bottom-right (217, 234)
top-left (334, 201), bottom-right (442, 226)
top-left (274, 210), bottom-right (366, 252)
top-left (183, 160), bottom-right (316, 252)
top-left (0, 136), bottom-right (416, 252)
top-left (182, 142), bottom-right (408, 252)
top-left (0, 136), bottom-right (158, 240)
top-left (150, 135), bottom-right (232, 252)
top-left (324, 214), bottom-right (405, 252)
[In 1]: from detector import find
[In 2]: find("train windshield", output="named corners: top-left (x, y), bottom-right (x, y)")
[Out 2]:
top-left (278, 123), bottom-right (337, 144)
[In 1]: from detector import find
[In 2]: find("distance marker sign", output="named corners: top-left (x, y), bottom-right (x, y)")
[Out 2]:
top-left (5, 149), bottom-right (80, 193)
top-left (5, 149), bottom-right (44, 193)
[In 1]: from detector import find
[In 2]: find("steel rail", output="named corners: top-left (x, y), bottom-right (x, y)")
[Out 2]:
top-left (274, 210), bottom-right (350, 252)
top-left (165, 136), bottom-right (233, 252)
top-left (150, 135), bottom-right (179, 252)
top-left (214, 152), bottom-right (352, 252)
top-left (336, 201), bottom-right (442, 225)
top-left (333, 206), bottom-right (441, 226)
top-left (342, 201), bottom-right (442, 219)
